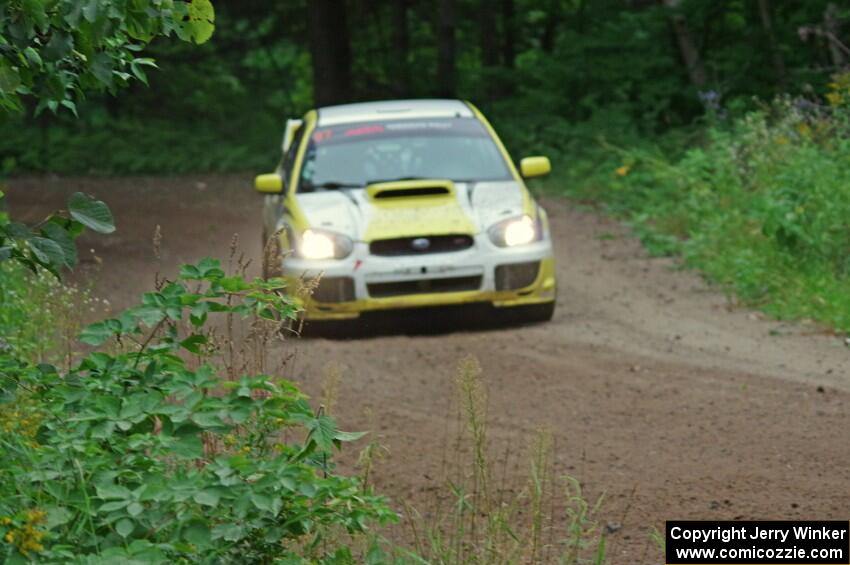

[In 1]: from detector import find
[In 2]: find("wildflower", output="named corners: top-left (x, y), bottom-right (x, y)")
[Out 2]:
top-left (615, 165), bottom-right (630, 177)
top-left (24, 510), bottom-right (46, 524)
top-left (826, 92), bottom-right (842, 107)
top-left (3, 509), bottom-right (47, 555)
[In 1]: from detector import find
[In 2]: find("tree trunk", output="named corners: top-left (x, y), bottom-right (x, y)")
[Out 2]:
top-left (436, 0), bottom-right (456, 97)
top-left (391, 0), bottom-right (411, 95)
top-left (501, 0), bottom-right (516, 69)
top-left (824, 3), bottom-right (845, 69)
top-left (308, 0), bottom-right (352, 107)
top-left (480, 0), bottom-right (499, 67)
top-left (664, 0), bottom-right (707, 89)
top-left (757, 0), bottom-right (786, 86)
top-left (541, 0), bottom-right (561, 53)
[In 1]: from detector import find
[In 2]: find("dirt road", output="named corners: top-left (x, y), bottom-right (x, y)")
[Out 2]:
top-left (7, 175), bottom-right (850, 563)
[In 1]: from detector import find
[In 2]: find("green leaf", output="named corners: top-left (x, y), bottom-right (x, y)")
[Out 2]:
top-left (41, 222), bottom-right (77, 267)
top-left (333, 430), bottom-right (368, 443)
top-left (250, 493), bottom-right (275, 513)
top-left (91, 420), bottom-right (116, 439)
top-left (0, 59), bottom-right (21, 94)
top-left (96, 481), bottom-right (132, 500)
top-left (80, 319), bottom-right (121, 345)
top-left (27, 236), bottom-right (65, 267)
top-left (172, 434), bottom-right (203, 459)
top-left (116, 518), bottom-right (135, 538)
top-left (184, 0), bottom-right (215, 44)
top-left (23, 47), bottom-right (42, 68)
top-left (43, 31), bottom-right (74, 61)
top-left (180, 334), bottom-right (207, 354)
top-left (45, 506), bottom-right (73, 529)
top-left (306, 415), bottom-right (338, 452)
top-left (81, 0), bottom-right (99, 22)
top-left (126, 502), bottom-right (144, 517)
top-left (5, 222), bottom-right (31, 239)
top-left (98, 500), bottom-right (130, 512)
top-left (211, 523), bottom-right (244, 542)
top-left (68, 192), bottom-right (115, 234)
top-left (61, 99), bottom-right (78, 117)
top-left (90, 52), bottom-right (114, 88)
top-left (191, 411), bottom-right (225, 429)
top-left (193, 489), bottom-right (220, 507)
top-left (129, 59), bottom-right (151, 85)
top-left (128, 305), bottom-right (166, 327)
top-left (182, 521), bottom-right (211, 546)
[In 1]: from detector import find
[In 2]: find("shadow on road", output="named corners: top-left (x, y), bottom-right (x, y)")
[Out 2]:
top-left (299, 303), bottom-right (540, 340)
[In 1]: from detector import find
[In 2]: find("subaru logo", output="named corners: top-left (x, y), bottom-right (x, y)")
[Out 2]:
top-left (411, 237), bottom-right (431, 251)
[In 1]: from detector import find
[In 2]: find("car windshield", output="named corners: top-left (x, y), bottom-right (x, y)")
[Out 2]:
top-left (298, 118), bottom-right (512, 192)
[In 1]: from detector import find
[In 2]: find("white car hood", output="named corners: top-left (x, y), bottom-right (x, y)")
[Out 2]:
top-left (294, 180), bottom-right (525, 241)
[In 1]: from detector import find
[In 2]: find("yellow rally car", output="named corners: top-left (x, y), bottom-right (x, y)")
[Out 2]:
top-left (254, 99), bottom-right (557, 323)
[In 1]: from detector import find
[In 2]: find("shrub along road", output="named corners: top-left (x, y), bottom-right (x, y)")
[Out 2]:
top-left (7, 175), bottom-right (850, 563)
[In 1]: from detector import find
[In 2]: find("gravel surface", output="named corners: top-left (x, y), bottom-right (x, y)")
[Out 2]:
top-left (8, 175), bottom-right (850, 563)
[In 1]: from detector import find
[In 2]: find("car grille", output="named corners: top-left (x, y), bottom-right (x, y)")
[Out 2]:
top-left (495, 261), bottom-right (540, 291)
top-left (312, 277), bottom-right (355, 303)
top-left (370, 234), bottom-right (474, 256)
top-left (367, 276), bottom-right (482, 298)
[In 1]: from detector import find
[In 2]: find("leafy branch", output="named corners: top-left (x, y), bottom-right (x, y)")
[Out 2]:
top-left (0, 190), bottom-right (114, 277)
top-left (0, 0), bottom-right (216, 114)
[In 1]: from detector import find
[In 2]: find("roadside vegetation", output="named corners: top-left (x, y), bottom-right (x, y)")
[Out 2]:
top-left (4, 0), bottom-right (850, 562)
top-left (4, 1), bottom-right (850, 337)
top-left (1, 258), bottom-right (398, 563)
top-left (1, 5), bottom-right (606, 562)
top-left (1, 203), bottom-right (608, 562)
top-left (549, 86), bottom-right (850, 333)
top-left (395, 357), bottom-right (607, 565)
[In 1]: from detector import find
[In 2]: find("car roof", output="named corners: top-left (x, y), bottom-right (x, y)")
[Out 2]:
top-left (316, 99), bottom-right (474, 126)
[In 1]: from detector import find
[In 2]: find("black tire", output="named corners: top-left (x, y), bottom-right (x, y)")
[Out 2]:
top-left (506, 301), bottom-right (556, 324)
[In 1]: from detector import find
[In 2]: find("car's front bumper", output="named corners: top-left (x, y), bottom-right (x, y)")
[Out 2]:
top-left (281, 237), bottom-right (557, 320)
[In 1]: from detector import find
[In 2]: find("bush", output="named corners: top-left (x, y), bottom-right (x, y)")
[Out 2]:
top-left (554, 91), bottom-right (850, 332)
top-left (0, 258), bottom-right (397, 564)
top-left (0, 262), bottom-right (108, 366)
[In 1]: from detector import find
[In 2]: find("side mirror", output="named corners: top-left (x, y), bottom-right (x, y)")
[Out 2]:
top-left (520, 156), bottom-right (551, 179)
top-left (255, 173), bottom-right (283, 193)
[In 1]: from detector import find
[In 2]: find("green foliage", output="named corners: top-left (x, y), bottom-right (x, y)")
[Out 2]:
top-left (0, 261), bottom-right (108, 363)
top-left (0, 110), bottom-right (284, 174)
top-left (0, 190), bottom-right (114, 276)
top-left (5, 0), bottom-right (845, 175)
top-left (557, 94), bottom-right (850, 332)
top-left (0, 258), bottom-right (397, 563)
top-left (0, 0), bottom-right (215, 114)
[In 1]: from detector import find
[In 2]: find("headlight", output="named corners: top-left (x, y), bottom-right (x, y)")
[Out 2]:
top-left (488, 215), bottom-right (539, 247)
top-left (297, 229), bottom-right (353, 260)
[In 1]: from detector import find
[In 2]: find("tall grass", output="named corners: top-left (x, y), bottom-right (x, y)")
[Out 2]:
top-left (394, 356), bottom-right (607, 565)
top-left (0, 262), bottom-right (109, 367)
top-left (555, 91), bottom-right (850, 334)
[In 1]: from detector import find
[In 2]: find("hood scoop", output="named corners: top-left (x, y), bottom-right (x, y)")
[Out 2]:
top-left (367, 179), bottom-right (454, 202)
top-left (360, 178), bottom-right (477, 240)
